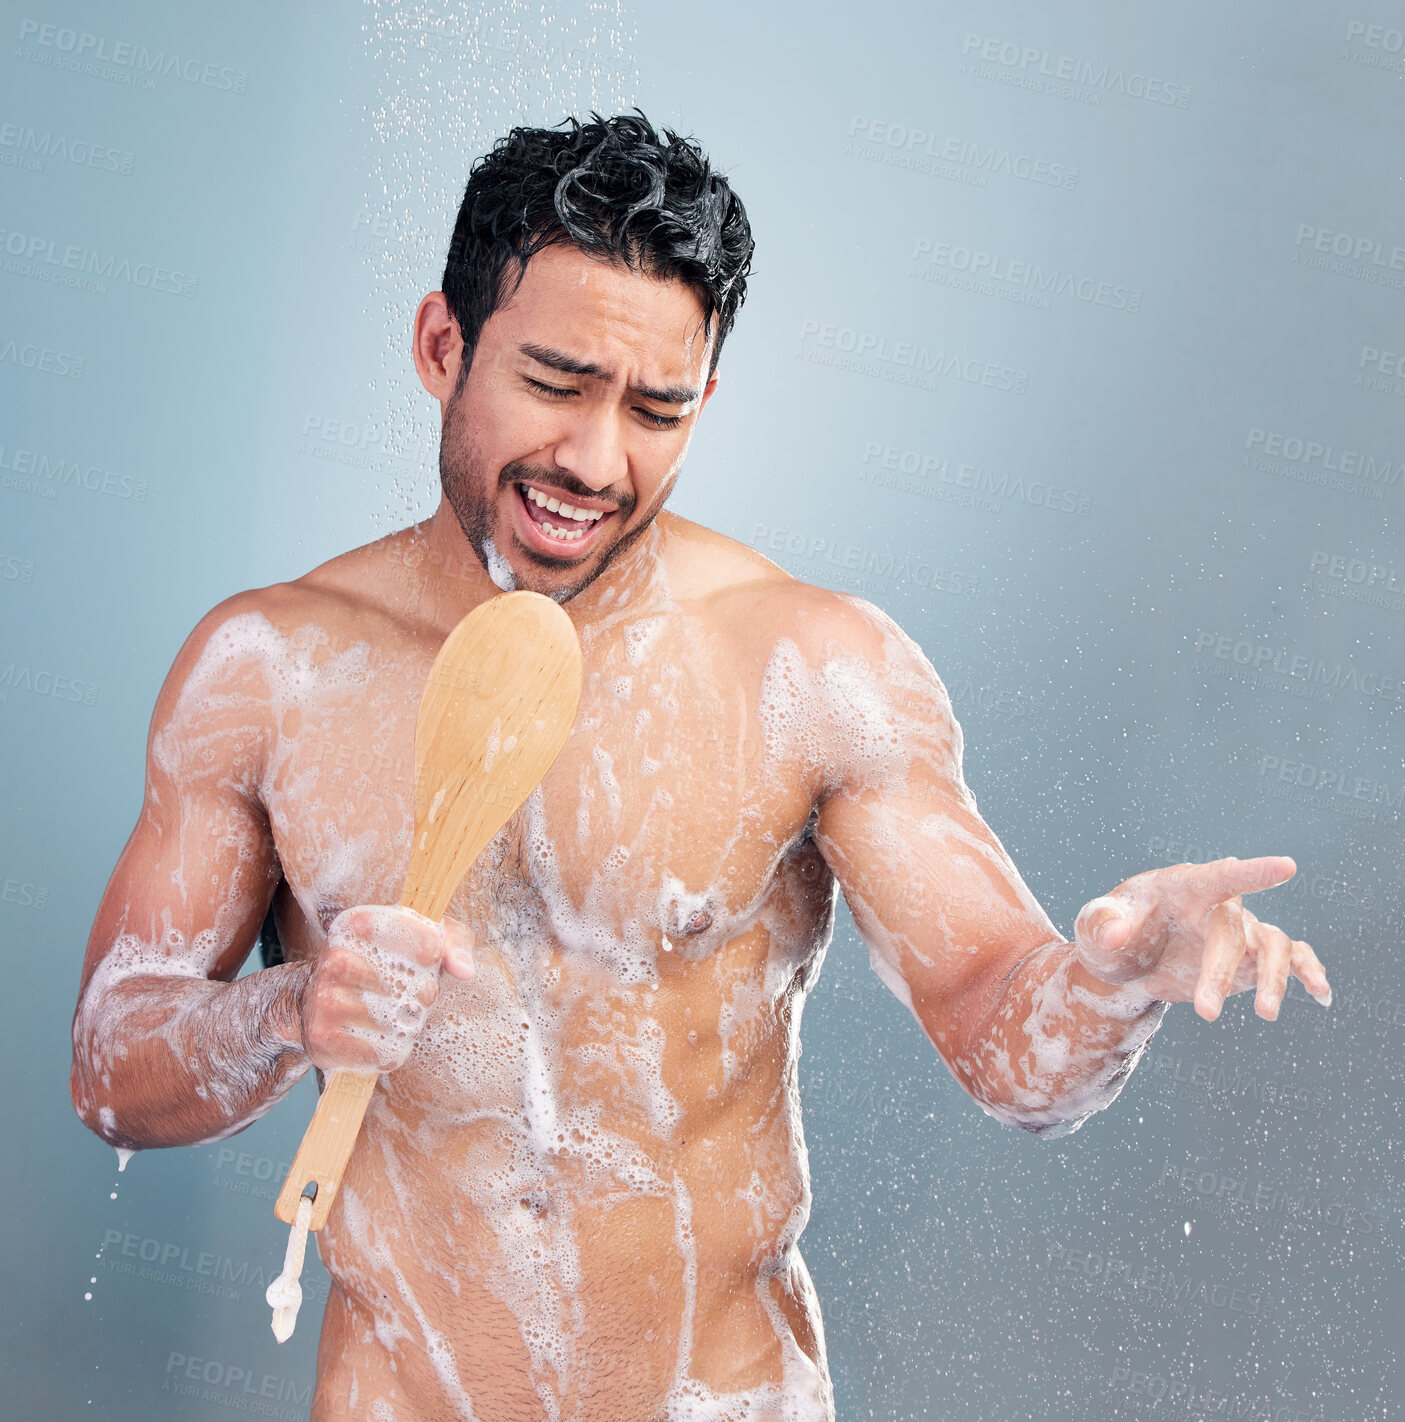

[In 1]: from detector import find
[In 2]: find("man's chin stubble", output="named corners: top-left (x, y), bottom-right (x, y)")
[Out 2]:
top-left (438, 396), bottom-right (658, 601)
top-left (443, 470), bottom-right (660, 604)
top-left (515, 505), bottom-right (659, 604)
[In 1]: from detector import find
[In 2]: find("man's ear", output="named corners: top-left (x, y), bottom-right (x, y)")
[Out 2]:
top-left (697, 366), bottom-right (719, 415)
top-left (412, 292), bottom-right (464, 406)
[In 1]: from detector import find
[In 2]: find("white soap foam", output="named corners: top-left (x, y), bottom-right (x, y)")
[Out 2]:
top-left (329, 906), bottom-right (443, 1070)
top-left (482, 538), bottom-right (515, 592)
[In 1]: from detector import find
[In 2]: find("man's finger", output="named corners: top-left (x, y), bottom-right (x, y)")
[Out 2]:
top-left (1186, 855), bottom-right (1296, 905)
top-left (1290, 938), bottom-right (1332, 1006)
top-left (1249, 919), bottom-right (1292, 1020)
top-left (1074, 896), bottom-right (1155, 981)
top-left (1077, 896), bottom-right (1133, 953)
top-left (442, 919), bottom-right (477, 980)
top-left (1195, 897), bottom-right (1248, 1021)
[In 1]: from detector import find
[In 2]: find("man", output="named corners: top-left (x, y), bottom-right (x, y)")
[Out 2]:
top-left (70, 111), bottom-right (1331, 1421)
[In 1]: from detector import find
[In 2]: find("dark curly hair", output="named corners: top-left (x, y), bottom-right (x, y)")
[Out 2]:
top-left (443, 109), bottom-right (755, 385)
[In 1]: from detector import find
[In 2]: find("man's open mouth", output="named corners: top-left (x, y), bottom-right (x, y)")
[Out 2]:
top-left (511, 480), bottom-right (615, 556)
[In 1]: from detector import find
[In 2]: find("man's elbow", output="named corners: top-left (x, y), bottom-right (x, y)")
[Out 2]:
top-left (971, 1092), bottom-right (1101, 1139)
top-left (70, 1026), bottom-right (144, 1150)
top-left (1014, 1109), bottom-right (1097, 1141)
top-left (943, 1024), bottom-right (1140, 1139)
top-left (70, 1061), bottom-right (117, 1144)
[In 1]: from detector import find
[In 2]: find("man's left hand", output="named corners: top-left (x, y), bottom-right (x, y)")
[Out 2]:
top-left (1072, 856), bottom-right (1331, 1022)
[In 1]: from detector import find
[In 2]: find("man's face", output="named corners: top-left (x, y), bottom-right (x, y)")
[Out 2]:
top-left (437, 242), bottom-right (718, 602)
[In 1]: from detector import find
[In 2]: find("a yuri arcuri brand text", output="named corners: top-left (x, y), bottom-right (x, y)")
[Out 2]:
top-left (909, 238), bottom-right (1142, 312)
top-left (960, 33), bottom-right (1192, 107)
top-left (15, 19), bottom-right (248, 93)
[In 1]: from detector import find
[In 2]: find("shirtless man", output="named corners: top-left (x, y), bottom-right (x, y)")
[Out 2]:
top-left (70, 112), bottom-right (1332, 1421)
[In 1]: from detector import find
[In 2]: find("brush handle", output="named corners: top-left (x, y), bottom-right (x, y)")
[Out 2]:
top-left (273, 1066), bottom-right (380, 1229)
top-left (274, 881), bottom-right (442, 1230)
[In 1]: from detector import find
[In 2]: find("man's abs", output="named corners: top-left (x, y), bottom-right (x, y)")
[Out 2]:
top-left (300, 915), bottom-right (834, 1421)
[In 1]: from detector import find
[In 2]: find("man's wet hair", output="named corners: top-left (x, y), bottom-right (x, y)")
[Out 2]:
top-left (442, 109), bottom-right (755, 385)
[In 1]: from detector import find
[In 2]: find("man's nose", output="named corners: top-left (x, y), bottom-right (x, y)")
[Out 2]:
top-left (547, 407), bottom-right (627, 492)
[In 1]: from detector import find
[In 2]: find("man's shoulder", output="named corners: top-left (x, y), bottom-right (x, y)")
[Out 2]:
top-left (140, 530), bottom-right (427, 799)
top-left (666, 518), bottom-right (960, 786)
top-left (664, 514), bottom-right (920, 667)
top-left (168, 529), bottom-right (412, 691)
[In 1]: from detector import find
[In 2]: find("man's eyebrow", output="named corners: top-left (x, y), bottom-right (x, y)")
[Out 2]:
top-left (517, 342), bottom-right (701, 406)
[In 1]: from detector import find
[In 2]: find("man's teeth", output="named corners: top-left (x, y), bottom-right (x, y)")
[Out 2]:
top-left (522, 484), bottom-right (605, 523)
top-left (540, 521), bottom-right (587, 541)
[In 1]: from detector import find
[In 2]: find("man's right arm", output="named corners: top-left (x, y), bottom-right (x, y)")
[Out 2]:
top-left (70, 593), bottom-right (313, 1151)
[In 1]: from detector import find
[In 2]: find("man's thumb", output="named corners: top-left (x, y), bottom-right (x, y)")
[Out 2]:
top-left (441, 919), bottom-right (476, 979)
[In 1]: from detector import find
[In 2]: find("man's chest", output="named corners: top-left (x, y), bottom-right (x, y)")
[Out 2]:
top-left (258, 623), bottom-right (819, 972)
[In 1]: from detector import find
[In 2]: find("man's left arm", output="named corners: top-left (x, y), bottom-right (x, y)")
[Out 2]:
top-left (803, 596), bottom-right (1332, 1138)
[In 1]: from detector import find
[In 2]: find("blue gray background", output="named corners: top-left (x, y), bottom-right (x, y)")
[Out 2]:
top-left (2, 2), bottom-right (1400, 1417)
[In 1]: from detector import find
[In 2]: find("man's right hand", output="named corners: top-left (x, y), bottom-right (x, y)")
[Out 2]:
top-left (299, 905), bottom-right (476, 1073)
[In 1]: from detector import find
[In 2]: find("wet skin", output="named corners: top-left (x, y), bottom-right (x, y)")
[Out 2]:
top-left (71, 246), bottom-right (1331, 1421)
